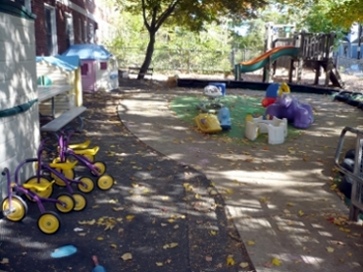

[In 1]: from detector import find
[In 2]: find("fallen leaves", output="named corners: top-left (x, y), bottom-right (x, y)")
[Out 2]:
top-left (78, 219), bottom-right (96, 225)
top-left (126, 215), bottom-right (135, 221)
top-left (271, 257), bottom-right (282, 266)
top-left (326, 246), bottom-right (335, 253)
top-left (163, 242), bottom-right (178, 249)
top-left (247, 240), bottom-right (255, 246)
top-left (205, 255), bottom-right (213, 262)
top-left (226, 255), bottom-right (235, 266)
top-left (240, 262), bottom-right (249, 268)
top-left (121, 253), bottom-right (133, 261)
top-left (0, 258), bottom-right (9, 264)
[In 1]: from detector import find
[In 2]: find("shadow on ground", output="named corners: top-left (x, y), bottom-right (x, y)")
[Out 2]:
top-left (0, 88), bottom-right (254, 272)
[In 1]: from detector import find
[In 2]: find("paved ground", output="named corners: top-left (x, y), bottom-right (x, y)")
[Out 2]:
top-left (116, 79), bottom-right (363, 272)
top-left (0, 83), bottom-right (253, 272)
top-left (1, 78), bottom-right (363, 272)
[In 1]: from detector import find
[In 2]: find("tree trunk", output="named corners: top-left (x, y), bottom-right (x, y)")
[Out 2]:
top-left (138, 30), bottom-right (156, 80)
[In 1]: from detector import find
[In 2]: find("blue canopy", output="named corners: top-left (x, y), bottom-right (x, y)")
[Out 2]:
top-left (61, 44), bottom-right (112, 60)
top-left (36, 55), bottom-right (80, 71)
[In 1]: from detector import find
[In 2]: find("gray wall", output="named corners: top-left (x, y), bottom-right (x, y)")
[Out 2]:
top-left (0, 10), bottom-right (39, 199)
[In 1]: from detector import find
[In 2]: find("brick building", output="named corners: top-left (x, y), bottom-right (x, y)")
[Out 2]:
top-left (15, 0), bottom-right (113, 56)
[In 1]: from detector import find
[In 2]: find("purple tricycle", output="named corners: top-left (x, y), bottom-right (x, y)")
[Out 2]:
top-left (1, 165), bottom-right (75, 234)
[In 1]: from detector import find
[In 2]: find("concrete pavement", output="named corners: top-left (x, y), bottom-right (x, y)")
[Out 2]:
top-left (117, 86), bottom-right (363, 272)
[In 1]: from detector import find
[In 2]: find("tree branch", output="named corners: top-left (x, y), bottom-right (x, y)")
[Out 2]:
top-left (141, 0), bottom-right (150, 31)
top-left (155, 0), bottom-right (180, 31)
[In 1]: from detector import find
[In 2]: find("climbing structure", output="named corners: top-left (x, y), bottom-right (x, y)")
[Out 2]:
top-left (235, 26), bottom-right (344, 88)
top-left (297, 32), bottom-right (343, 88)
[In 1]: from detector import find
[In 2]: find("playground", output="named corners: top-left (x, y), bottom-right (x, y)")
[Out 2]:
top-left (117, 77), bottom-right (363, 272)
top-left (114, 29), bottom-right (363, 270)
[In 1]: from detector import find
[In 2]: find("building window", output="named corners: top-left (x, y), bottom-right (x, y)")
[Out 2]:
top-left (44, 5), bottom-right (57, 55)
top-left (100, 62), bottom-right (107, 70)
top-left (65, 13), bottom-right (74, 48)
top-left (81, 63), bottom-right (89, 75)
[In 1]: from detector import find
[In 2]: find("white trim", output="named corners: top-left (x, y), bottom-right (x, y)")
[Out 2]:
top-left (65, 12), bottom-right (75, 45)
top-left (83, 21), bottom-right (88, 42)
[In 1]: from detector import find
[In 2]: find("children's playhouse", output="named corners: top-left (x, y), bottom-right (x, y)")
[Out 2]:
top-left (61, 44), bottom-right (118, 92)
top-left (36, 55), bottom-right (83, 117)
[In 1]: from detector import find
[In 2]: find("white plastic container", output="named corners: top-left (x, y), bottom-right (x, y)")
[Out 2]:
top-left (245, 115), bottom-right (287, 144)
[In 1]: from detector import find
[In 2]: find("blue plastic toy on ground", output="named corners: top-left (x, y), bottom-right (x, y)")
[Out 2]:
top-left (92, 255), bottom-right (106, 272)
top-left (217, 106), bottom-right (232, 130)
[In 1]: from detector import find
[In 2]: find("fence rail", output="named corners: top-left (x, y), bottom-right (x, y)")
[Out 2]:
top-left (336, 56), bottom-right (363, 76)
top-left (117, 47), bottom-right (263, 73)
top-left (117, 48), bottom-right (363, 77)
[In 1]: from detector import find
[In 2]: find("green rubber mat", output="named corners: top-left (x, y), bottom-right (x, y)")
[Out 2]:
top-left (170, 94), bottom-right (301, 144)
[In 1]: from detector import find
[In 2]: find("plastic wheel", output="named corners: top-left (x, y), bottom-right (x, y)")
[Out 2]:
top-left (77, 177), bottom-right (95, 193)
top-left (72, 193), bottom-right (87, 211)
top-left (24, 176), bottom-right (53, 201)
top-left (51, 168), bottom-right (75, 187)
top-left (37, 211), bottom-right (61, 234)
top-left (97, 174), bottom-right (114, 191)
top-left (91, 161), bottom-right (106, 176)
top-left (55, 193), bottom-right (75, 213)
top-left (2, 195), bottom-right (28, 222)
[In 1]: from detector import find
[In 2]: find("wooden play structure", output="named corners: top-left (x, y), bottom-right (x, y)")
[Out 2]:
top-left (235, 23), bottom-right (344, 88)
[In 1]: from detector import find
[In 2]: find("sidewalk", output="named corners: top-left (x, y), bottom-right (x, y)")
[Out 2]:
top-left (117, 85), bottom-right (363, 272)
top-left (0, 88), bottom-right (253, 272)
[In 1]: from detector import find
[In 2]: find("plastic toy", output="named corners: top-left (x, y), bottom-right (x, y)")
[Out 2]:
top-left (92, 255), bottom-right (106, 272)
top-left (265, 94), bottom-right (313, 129)
top-left (33, 149), bottom-right (91, 211)
top-left (1, 167), bottom-right (74, 234)
top-left (198, 83), bottom-right (226, 112)
top-left (245, 115), bottom-right (288, 144)
top-left (262, 82), bottom-right (290, 107)
top-left (55, 131), bottom-right (114, 190)
top-left (217, 106), bottom-right (231, 130)
top-left (195, 113), bottom-right (222, 133)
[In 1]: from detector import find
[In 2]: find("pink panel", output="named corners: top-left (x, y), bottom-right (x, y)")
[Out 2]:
top-left (81, 61), bottom-right (96, 92)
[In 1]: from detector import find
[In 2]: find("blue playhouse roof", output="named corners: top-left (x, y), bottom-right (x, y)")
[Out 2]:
top-left (61, 44), bottom-right (112, 60)
top-left (36, 55), bottom-right (80, 71)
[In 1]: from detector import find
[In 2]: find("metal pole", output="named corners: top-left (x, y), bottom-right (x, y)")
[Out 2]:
top-left (358, 24), bottom-right (362, 59)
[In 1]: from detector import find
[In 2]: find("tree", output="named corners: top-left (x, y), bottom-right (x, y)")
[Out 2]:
top-left (326, 0), bottom-right (363, 28)
top-left (117, 0), bottom-right (268, 79)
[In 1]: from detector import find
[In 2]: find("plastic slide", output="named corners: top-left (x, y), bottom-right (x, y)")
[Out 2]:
top-left (237, 46), bottom-right (299, 73)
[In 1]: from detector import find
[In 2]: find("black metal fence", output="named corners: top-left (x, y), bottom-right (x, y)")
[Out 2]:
top-left (117, 47), bottom-right (263, 74)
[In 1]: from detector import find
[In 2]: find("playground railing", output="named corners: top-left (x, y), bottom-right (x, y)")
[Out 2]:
top-left (336, 56), bottom-right (363, 76)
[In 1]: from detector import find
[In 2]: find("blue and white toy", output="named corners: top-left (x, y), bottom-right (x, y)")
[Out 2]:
top-left (217, 106), bottom-right (231, 130)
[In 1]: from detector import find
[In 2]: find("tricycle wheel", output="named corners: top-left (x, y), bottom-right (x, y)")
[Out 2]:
top-left (37, 211), bottom-right (61, 234)
top-left (72, 193), bottom-right (87, 211)
top-left (77, 176), bottom-right (95, 193)
top-left (97, 174), bottom-right (114, 191)
top-left (91, 161), bottom-right (106, 176)
top-left (2, 195), bottom-right (28, 222)
top-left (55, 193), bottom-right (75, 213)
top-left (24, 176), bottom-right (53, 201)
